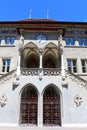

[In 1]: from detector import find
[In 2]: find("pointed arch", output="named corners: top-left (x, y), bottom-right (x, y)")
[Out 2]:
top-left (42, 84), bottom-right (62, 126)
top-left (21, 42), bottom-right (40, 68)
top-left (43, 42), bottom-right (61, 68)
top-left (20, 84), bottom-right (38, 126)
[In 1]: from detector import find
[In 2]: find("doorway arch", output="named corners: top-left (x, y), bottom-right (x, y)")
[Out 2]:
top-left (20, 85), bottom-right (38, 126)
top-left (43, 85), bottom-right (61, 126)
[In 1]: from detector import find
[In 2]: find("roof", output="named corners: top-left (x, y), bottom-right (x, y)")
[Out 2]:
top-left (17, 18), bottom-right (57, 22)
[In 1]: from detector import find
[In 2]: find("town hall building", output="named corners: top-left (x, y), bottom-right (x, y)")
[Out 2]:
top-left (0, 18), bottom-right (87, 129)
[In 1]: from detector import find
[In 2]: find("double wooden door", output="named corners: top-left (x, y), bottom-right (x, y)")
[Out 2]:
top-left (20, 86), bottom-right (61, 126)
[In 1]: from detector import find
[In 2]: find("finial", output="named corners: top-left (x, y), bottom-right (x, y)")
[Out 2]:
top-left (29, 9), bottom-right (32, 19)
top-left (47, 9), bottom-right (49, 19)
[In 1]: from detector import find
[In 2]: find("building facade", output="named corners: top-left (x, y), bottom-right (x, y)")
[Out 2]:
top-left (0, 19), bottom-right (87, 128)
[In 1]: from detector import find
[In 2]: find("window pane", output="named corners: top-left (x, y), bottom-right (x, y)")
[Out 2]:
top-left (73, 67), bottom-right (77, 73)
top-left (70, 38), bottom-right (74, 46)
top-left (73, 60), bottom-right (76, 66)
top-left (10, 37), bottom-right (15, 45)
top-left (81, 60), bottom-right (86, 73)
top-left (65, 38), bottom-right (69, 45)
top-left (6, 37), bottom-right (10, 44)
top-left (0, 37), bottom-right (2, 44)
top-left (83, 38), bottom-right (87, 46)
top-left (2, 59), bottom-right (6, 72)
top-left (7, 59), bottom-right (11, 65)
top-left (67, 60), bottom-right (71, 66)
top-left (78, 38), bottom-right (82, 46)
top-left (3, 59), bottom-right (6, 65)
top-left (81, 60), bottom-right (85, 66)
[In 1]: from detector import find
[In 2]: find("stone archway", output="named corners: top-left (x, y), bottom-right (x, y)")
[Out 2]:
top-left (20, 85), bottom-right (38, 126)
top-left (43, 86), bottom-right (61, 126)
top-left (21, 42), bottom-right (39, 68)
top-left (43, 43), bottom-right (61, 68)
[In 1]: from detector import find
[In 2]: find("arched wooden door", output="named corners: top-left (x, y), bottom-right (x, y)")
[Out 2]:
top-left (20, 86), bottom-right (38, 126)
top-left (43, 86), bottom-right (61, 126)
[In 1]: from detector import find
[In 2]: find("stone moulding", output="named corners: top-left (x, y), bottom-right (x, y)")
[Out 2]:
top-left (0, 94), bottom-right (8, 107)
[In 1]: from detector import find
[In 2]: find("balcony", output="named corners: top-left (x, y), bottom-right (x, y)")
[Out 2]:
top-left (21, 68), bottom-right (61, 76)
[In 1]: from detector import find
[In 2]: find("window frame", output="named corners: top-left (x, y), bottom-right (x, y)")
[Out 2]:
top-left (67, 59), bottom-right (77, 73)
top-left (77, 37), bottom-right (87, 46)
top-left (5, 36), bottom-right (15, 45)
top-left (2, 58), bottom-right (11, 72)
top-left (65, 37), bottom-right (75, 46)
top-left (81, 59), bottom-right (87, 73)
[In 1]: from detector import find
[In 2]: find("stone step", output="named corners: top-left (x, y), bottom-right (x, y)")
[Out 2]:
top-left (0, 127), bottom-right (87, 130)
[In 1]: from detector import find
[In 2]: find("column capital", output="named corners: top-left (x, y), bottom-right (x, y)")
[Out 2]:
top-left (39, 48), bottom-right (44, 54)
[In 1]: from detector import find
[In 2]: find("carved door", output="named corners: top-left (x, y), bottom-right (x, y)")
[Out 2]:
top-left (43, 87), bottom-right (61, 126)
top-left (20, 86), bottom-right (38, 126)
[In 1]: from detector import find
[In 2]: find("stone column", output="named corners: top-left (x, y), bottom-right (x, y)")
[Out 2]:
top-left (38, 93), bottom-right (43, 127)
top-left (16, 34), bottom-right (24, 77)
top-left (16, 51), bottom-right (21, 76)
top-left (77, 58), bottom-right (82, 74)
top-left (39, 49), bottom-right (43, 80)
top-left (39, 51), bottom-right (43, 68)
top-left (58, 35), bottom-right (65, 78)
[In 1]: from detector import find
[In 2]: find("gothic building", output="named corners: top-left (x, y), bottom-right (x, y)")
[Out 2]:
top-left (0, 18), bottom-right (87, 128)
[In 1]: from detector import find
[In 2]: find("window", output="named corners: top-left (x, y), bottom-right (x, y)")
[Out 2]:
top-left (67, 59), bottom-right (77, 73)
top-left (81, 60), bottom-right (87, 73)
top-left (5, 36), bottom-right (15, 45)
top-left (77, 37), bottom-right (87, 46)
top-left (0, 37), bottom-right (2, 44)
top-left (2, 59), bottom-right (11, 72)
top-left (65, 37), bottom-right (74, 46)
top-left (10, 37), bottom-right (15, 45)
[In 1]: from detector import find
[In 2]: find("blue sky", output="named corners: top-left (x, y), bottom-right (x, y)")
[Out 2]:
top-left (0, 0), bottom-right (87, 22)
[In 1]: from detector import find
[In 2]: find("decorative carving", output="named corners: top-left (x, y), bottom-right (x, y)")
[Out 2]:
top-left (58, 35), bottom-right (64, 52)
top-left (65, 70), bottom-right (87, 89)
top-left (12, 82), bottom-right (19, 90)
top-left (74, 95), bottom-right (83, 107)
top-left (19, 34), bottom-right (24, 50)
top-left (0, 94), bottom-right (8, 107)
top-left (0, 70), bottom-right (16, 85)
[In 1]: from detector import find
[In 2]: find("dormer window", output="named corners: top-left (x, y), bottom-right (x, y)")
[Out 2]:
top-left (65, 37), bottom-right (74, 46)
top-left (0, 37), bottom-right (2, 44)
top-left (77, 37), bottom-right (87, 46)
top-left (5, 36), bottom-right (15, 45)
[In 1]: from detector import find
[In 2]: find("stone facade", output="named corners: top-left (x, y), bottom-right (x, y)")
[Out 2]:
top-left (0, 19), bottom-right (87, 128)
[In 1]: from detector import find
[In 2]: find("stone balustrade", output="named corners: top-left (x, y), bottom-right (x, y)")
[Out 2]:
top-left (21, 68), bottom-right (61, 76)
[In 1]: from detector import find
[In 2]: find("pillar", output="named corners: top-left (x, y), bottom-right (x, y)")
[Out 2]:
top-left (39, 49), bottom-right (43, 80)
top-left (61, 50), bottom-right (65, 78)
top-left (58, 35), bottom-right (65, 78)
top-left (38, 93), bottom-right (43, 127)
top-left (16, 51), bottom-right (21, 76)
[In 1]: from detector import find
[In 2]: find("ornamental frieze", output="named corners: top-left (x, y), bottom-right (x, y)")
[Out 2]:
top-left (0, 30), bottom-right (16, 34)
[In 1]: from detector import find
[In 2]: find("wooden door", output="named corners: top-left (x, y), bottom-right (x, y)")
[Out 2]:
top-left (20, 86), bottom-right (38, 126)
top-left (43, 86), bottom-right (61, 126)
